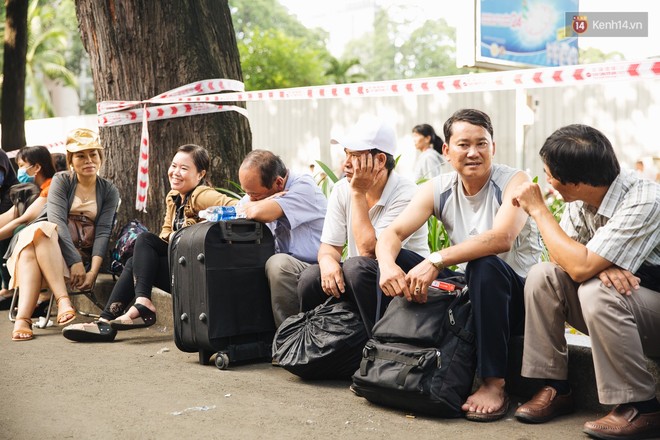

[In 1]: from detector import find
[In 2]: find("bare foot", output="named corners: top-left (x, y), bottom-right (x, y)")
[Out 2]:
top-left (461, 377), bottom-right (507, 414)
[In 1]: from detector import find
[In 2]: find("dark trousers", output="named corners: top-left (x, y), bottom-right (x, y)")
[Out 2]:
top-left (380, 249), bottom-right (526, 379)
top-left (0, 238), bottom-right (10, 289)
top-left (298, 257), bottom-right (383, 334)
top-left (100, 232), bottom-right (170, 320)
top-left (298, 253), bottom-right (413, 335)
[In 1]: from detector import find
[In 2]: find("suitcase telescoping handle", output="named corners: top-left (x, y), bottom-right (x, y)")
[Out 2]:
top-left (218, 220), bottom-right (263, 243)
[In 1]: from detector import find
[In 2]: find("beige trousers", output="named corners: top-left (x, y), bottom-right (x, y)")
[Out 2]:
top-left (521, 262), bottom-right (660, 404)
top-left (265, 253), bottom-right (310, 328)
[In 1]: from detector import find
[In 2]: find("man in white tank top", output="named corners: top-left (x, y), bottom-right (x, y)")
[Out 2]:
top-left (376, 109), bottom-right (542, 422)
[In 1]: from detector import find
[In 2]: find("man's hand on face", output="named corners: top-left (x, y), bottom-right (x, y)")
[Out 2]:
top-left (349, 152), bottom-right (385, 194)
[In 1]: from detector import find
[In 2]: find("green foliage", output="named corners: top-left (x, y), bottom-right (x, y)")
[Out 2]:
top-left (398, 18), bottom-right (466, 78)
top-left (579, 47), bottom-right (625, 64)
top-left (237, 27), bottom-right (329, 90)
top-left (314, 159), bottom-right (340, 198)
top-left (545, 191), bottom-right (566, 223)
top-left (539, 190), bottom-right (566, 261)
top-left (230, 0), bottom-right (328, 50)
top-left (0, 0), bottom-right (92, 117)
top-left (216, 180), bottom-right (245, 200)
top-left (427, 216), bottom-right (450, 253)
top-left (230, 0), bottom-right (333, 90)
top-left (344, 10), bottom-right (471, 81)
top-left (314, 160), bottom-right (340, 183)
top-left (324, 58), bottom-right (366, 84)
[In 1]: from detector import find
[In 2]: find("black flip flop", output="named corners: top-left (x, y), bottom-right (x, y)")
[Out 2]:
top-left (62, 321), bottom-right (117, 343)
top-left (109, 303), bottom-right (157, 330)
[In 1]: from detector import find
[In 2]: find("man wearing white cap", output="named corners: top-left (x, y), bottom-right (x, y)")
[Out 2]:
top-left (298, 116), bottom-right (429, 332)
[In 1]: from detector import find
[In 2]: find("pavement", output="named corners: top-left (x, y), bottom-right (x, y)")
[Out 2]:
top-left (1, 276), bottom-right (658, 440)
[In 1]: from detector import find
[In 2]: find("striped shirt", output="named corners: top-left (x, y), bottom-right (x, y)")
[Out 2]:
top-left (560, 170), bottom-right (660, 273)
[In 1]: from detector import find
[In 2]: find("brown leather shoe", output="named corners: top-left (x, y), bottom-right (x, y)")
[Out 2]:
top-left (583, 404), bottom-right (660, 440)
top-left (515, 386), bottom-right (575, 423)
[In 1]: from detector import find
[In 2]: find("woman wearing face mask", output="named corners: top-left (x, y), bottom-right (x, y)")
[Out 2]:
top-left (9, 129), bottom-right (120, 341)
top-left (0, 146), bottom-right (56, 310)
top-left (63, 144), bottom-right (237, 343)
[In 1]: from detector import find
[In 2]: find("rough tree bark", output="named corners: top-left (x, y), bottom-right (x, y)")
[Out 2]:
top-left (75, 0), bottom-right (251, 233)
top-left (1, 0), bottom-right (28, 151)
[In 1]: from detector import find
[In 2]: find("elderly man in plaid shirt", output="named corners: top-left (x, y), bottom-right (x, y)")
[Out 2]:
top-left (512, 124), bottom-right (660, 440)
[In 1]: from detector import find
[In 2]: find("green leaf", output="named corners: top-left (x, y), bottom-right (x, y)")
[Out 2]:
top-left (314, 160), bottom-right (339, 183)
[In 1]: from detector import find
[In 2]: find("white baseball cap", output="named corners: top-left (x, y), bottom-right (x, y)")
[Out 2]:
top-left (331, 116), bottom-right (397, 156)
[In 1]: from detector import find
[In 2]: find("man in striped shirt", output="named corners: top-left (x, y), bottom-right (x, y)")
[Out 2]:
top-left (512, 124), bottom-right (660, 440)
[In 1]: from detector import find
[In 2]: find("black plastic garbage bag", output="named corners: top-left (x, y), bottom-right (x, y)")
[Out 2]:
top-left (272, 297), bottom-right (368, 380)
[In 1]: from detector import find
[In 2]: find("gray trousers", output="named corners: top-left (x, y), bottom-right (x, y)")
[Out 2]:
top-left (265, 253), bottom-right (309, 328)
top-left (521, 262), bottom-right (660, 404)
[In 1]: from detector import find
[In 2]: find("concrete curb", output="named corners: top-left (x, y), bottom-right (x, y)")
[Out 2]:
top-left (70, 273), bottom-right (173, 327)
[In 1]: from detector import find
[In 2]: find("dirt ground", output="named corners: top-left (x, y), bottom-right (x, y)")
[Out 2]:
top-left (1, 317), bottom-right (605, 440)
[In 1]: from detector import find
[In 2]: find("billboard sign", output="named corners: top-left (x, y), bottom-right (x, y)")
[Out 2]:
top-left (477, 0), bottom-right (579, 68)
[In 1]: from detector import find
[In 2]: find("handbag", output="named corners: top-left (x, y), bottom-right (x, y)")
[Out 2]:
top-left (9, 183), bottom-right (41, 217)
top-left (351, 277), bottom-right (476, 418)
top-left (272, 297), bottom-right (369, 380)
top-left (67, 214), bottom-right (95, 252)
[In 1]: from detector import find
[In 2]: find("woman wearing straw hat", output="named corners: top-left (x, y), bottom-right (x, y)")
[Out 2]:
top-left (9, 128), bottom-right (119, 341)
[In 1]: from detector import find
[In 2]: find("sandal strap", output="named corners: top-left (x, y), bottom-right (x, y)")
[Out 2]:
top-left (56, 295), bottom-right (71, 306)
top-left (15, 317), bottom-right (33, 329)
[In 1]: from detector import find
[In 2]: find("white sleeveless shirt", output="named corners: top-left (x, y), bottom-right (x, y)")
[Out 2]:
top-left (432, 164), bottom-right (542, 278)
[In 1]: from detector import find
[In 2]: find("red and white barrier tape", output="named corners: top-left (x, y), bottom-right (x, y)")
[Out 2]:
top-left (12, 59), bottom-right (656, 211)
top-left (98, 102), bottom-right (248, 127)
top-left (142, 59), bottom-right (660, 105)
top-left (97, 78), bottom-right (247, 211)
top-left (6, 141), bottom-right (66, 159)
top-left (136, 106), bottom-right (150, 210)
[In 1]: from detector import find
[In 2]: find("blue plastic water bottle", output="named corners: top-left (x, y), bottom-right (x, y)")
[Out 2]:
top-left (200, 206), bottom-right (237, 222)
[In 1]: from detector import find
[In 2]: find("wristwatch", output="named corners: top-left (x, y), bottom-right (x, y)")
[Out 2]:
top-left (428, 252), bottom-right (445, 270)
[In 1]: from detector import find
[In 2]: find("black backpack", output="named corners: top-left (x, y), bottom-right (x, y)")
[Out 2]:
top-left (9, 183), bottom-right (41, 217)
top-left (351, 277), bottom-right (476, 418)
top-left (109, 219), bottom-right (148, 278)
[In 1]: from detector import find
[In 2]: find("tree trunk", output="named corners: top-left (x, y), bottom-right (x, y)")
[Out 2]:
top-left (1, 0), bottom-right (28, 151)
top-left (75, 0), bottom-right (251, 233)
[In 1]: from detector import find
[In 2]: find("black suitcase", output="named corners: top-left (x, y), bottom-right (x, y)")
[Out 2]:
top-left (170, 219), bottom-right (276, 369)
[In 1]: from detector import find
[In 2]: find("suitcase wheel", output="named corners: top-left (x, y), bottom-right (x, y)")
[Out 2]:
top-left (215, 352), bottom-right (230, 370)
top-left (199, 350), bottom-right (213, 365)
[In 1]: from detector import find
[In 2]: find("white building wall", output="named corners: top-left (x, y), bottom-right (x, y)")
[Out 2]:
top-left (247, 79), bottom-right (660, 182)
top-left (6, 78), bottom-right (658, 182)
